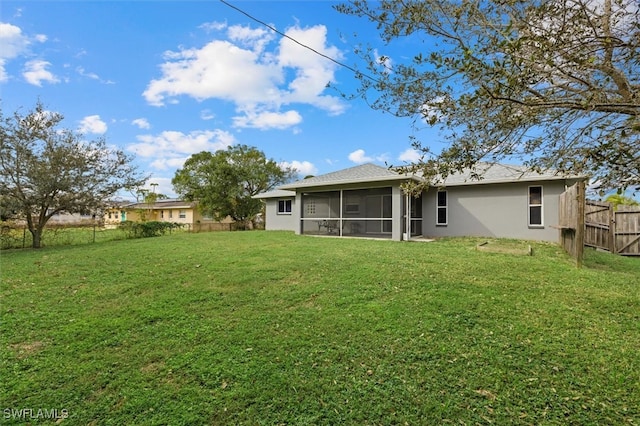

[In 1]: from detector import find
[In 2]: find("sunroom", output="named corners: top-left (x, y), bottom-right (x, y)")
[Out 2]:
top-left (276, 164), bottom-right (424, 241)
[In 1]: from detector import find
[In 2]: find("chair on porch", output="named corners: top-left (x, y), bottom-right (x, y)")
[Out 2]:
top-left (317, 220), bottom-right (340, 234)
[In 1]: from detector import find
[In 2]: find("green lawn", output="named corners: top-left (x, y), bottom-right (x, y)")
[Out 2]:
top-left (1, 231), bottom-right (638, 424)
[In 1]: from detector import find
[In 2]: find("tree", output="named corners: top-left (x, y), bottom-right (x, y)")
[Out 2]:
top-left (0, 101), bottom-right (146, 248)
top-left (335, 0), bottom-right (639, 191)
top-left (605, 193), bottom-right (639, 209)
top-left (172, 145), bottom-right (295, 228)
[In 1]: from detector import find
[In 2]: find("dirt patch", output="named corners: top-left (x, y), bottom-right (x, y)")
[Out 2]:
top-left (9, 341), bottom-right (46, 359)
top-left (476, 241), bottom-right (533, 256)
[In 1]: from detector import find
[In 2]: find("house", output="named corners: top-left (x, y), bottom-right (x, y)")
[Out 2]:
top-left (102, 199), bottom-right (234, 230)
top-left (254, 163), bottom-right (587, 242)
top-left (103, 201), bottom-right (132, 227)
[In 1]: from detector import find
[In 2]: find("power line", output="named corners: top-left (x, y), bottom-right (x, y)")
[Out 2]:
top-left (219, 0), bottom-right (378, 83)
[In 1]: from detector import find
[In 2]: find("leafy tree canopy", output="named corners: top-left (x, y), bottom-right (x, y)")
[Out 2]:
top-left (0, 100), bottom-right (146, 248)
top-left (336, 0), bottom-right (639, 192)
top-left (172, 145), bottom-right (295, 227)
top-left (605, 193), bottom-right (639, 208)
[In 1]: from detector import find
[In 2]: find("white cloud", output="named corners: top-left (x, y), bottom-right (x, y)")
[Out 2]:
top-left (280, 160), bottom-right (317, 176)
top-left (140, 177), bottom-right (177, 199)
top-left (23, 59), bottom-right (59, 86)
top-left (199, 21), bottom-right (228, 33)
top-left (150, 157), bottom-right (190, 171)
top-left (373, 49), bottom-right (392, 74)
top-left (76, 66), bottom-right (99, 80)
top-left (348, 149), bottom-right (389, 164)
top-left (348, 149), bottom-right (373, 164)
top-left (143, 23), bottom-right (346, 130)
top-left (143, 39), bottom-right (281, 107)
top-left (232, 109), bottom-right (302, 130)
top-left (0, 23), bottom-right (48, 83)
top-left (398, 148), bottom-right (421, 163)
top-left (78, 115), bottom-right (107, 134)
top-left (132, 118), bottom-right (151, 129)
top-left (127, 129), bottom-right (237, 171)
top-left (200, 109), bottom-right (215, 120)
top-left (0, 23), bottom-right (29, 81)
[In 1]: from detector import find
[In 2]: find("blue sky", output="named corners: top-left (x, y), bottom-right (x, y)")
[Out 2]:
top-left (1, 1), bottom-right (444, 199)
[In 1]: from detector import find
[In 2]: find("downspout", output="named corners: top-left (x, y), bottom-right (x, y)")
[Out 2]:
top-left (405, 192), bottom-right (411, 241)
top-left (339, 189), bottom-right (343, 237)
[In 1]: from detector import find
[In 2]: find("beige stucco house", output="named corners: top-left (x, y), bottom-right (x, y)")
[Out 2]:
top-left (103, 199), bottom-right (234, 231)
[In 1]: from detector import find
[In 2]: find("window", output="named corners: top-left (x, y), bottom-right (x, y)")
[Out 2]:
top-left (528, 186), bottom-right (543, 226)
top-left (436, 190), bottom-right (448, 226)
top-left (160, 210), bottom-right (164, 219)
top-left (278, 199), bottom-right (292, 214)
top-left (306, 199), bottom-right (316, 216)
top-left (345, 204), bottom-right (360, 214)
top-left (169, 210), bottom-right (173, 219)
top-left (179, 210), bottom-right (186, 219)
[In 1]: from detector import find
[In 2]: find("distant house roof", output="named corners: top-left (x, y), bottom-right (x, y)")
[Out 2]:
top-left (126, 199), bottom-right (196, 210)
top-left (279, 163), bottom-right (421, 190)
top-left (437, 163), bottom-right (587, 187)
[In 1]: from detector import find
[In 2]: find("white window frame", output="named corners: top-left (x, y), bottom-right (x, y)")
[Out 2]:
top-left (179, 210), bottom-right (186, 219)
top-left (436, 190), bottom-right (448, 226)
top-left (277, 199), bottom-right (292, 215)
top-left (528, 185), bottom-right (543, 227)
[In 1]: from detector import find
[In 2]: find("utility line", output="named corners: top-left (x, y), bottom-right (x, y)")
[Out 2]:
top-left (219, 0), bottom-right (379, 83)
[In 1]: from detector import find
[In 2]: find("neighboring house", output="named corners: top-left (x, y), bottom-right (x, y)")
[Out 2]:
top-left (47, 211), bottom-right (95, 225)
top-left (103, 201), bottom-right (132, 227)
top-left (254, 163), bottom-right (587, 242)
top-left (102, 199), bottom-right (234, 229)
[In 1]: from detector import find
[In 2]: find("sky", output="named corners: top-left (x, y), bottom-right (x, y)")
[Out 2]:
top-left (1, 0), bottom-right (443, 199)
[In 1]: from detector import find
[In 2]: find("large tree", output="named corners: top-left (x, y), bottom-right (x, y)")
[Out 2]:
top-left (336, 0), bottom-right (639, 191)
top-left (0, 101), bottom-right (146, 248)
top-left (172, 145), bottom-right (295, 228)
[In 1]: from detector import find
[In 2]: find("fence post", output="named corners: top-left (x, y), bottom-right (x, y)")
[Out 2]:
top-left (575, 181), bottom-right (585, 268)
top-left (609, 204), bottom-right (615, 254)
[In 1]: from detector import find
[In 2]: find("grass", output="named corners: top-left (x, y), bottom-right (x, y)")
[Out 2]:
top-left (0, 224), bottom-right (189, 250)
top-left (1, 231), bottom-right (639, 425)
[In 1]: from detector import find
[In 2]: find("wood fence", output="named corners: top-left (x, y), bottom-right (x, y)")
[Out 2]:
top-left (559, 181), bottom-right (640, 265)
top-left (585, 200), bottom-right (640, 256)
top-left (559, 181), bottom-right (585, 266)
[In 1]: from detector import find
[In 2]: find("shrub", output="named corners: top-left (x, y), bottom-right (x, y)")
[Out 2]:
top-left (118, 221), bottom-right (182, 238)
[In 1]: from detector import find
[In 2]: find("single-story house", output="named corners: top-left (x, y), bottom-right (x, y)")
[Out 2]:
top-left (254, 163), bottom-right (587, 242)
top-left (102, 199), bottom-right (234, 229)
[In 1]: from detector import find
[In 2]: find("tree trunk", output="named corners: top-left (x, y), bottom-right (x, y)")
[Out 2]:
top-left (30, 227), bottom-right (43, 249)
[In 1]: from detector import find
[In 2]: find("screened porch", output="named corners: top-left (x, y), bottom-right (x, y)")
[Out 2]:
top-left (300, 187), bottom-right (422, 239)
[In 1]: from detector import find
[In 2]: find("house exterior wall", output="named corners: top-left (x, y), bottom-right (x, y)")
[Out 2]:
top-left (158, 207), bottom-right (192, 225)
top-left (264, 198), bottom-right (297, 231)
top-left (421, 180), bottom-right (567, 242)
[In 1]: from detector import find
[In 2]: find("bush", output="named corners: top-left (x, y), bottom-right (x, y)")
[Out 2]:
top-left (0, 221), bottom-right (25, 249)
top-left (118, 221), bottom-right (182, 238)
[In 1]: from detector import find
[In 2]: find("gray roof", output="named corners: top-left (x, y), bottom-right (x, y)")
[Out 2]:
top-left (252, 189), bottom-right (296, 199)
top-left (253, 162), bottom-right (587, 198)
top-left (437, 162), bottom-right (587, 186)
top-left (279, 163), bottom-right (420, 190)
top-left (126, 199), bottom-right (196, 209)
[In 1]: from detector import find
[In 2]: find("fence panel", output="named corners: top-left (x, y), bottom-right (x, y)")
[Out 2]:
top-left (558, 182), bottom-right (585, 266)
top-left (584, 200), bottom-right (612, 251)
top-left (614, 207), bottom-right (640, 256)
